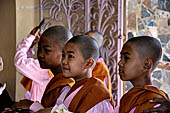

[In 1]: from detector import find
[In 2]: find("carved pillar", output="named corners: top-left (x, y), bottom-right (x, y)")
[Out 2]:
top-left (40, 0), bottom-right (124, 105)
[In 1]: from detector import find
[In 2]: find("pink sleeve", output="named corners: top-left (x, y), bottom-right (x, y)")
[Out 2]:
top-left (27, 48), bottom-right (35, 58)
top-left (29, 101), bottom-right (44, 112)
top-left (14, 35), bottom-right (49, 85)
top-left (113, 105), bottom-right (119, 113)
top-left (129, 107), bottom-right (136, 113)
top-left (86, 99), bottom-right (114, 113)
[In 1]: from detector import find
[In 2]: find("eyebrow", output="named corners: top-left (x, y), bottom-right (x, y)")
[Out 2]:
top-left (38, 44), bottom-right (51, 48)
top-left (66, 51), bottom-right (75, 54)
top-left (121, 52), bottom-right (130, 55)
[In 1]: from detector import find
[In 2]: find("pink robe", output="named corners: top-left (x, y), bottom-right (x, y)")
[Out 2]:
top-left (14, 35), bottom-right (52, 102)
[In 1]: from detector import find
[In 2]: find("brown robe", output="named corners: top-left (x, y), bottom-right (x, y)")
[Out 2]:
top-left (119, 85), bottom-right (169, 113)
top-left (65, 77), bottom-right (114, 113)
top-left (92, 60), bottom-right (112, 93)
top-left (41, 73), bottom-right (75, 107)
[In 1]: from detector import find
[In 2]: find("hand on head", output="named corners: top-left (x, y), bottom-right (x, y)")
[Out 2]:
top-left (143, 97), bottom-right (170, 113)
top-left (30, 27), bottom-right (42, 48)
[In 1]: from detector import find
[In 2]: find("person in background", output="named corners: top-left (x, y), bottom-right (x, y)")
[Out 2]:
top-left (85, 31), bottom-right (112, 93)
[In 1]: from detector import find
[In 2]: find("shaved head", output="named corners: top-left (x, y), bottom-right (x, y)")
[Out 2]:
top-left (126, 36), bottom-right (162, 69)
top-left (85, 31), bottom-right (103, 48)
top-left (41, 25), bottom-right (73, 49)
top-left (66, 35), bottom-right (99, 62)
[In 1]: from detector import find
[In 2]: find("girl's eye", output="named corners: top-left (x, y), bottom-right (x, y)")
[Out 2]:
top-left (62, 53), bottom-right (65, 58)
top-left (45, 49), bottom-right (52, 53)
top-left (124, 56), bottom-right (129, 61)
top-left (68, 54), bottom-right (75, 58)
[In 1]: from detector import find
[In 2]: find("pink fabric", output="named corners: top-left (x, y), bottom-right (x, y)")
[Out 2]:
top-left (50, 86), bottom-right (71, 113)
top-left (129, 107), bottom-right (136, 113)
top-left (64, 86), bottom-right (83, 108)
top-left (97, 57), bottom-right (104, 62)
top-left (29, 101), bottom-right (44, 112)
top-left (30, 86), bottom-right (71, 112)
top-left (114, 105), bottom-right (136, 113)
top-left (56, 86), bottom-right (71, 105)
top-left (14, 35), bottom-right (52, 102)
top-left (62, 84), bottom-right (114, 113)
top-left (97, 57), bottom-right (109, 89)
top-left (113, 105), bottom-right (119, 113)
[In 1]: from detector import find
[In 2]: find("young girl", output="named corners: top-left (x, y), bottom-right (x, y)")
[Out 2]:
top-left (51, 35), bottom-right (114, 113)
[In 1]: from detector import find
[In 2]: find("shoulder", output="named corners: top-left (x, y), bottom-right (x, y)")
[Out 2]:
top-left (121, 85), bottom-right (169, 104)
top-left (85, 78), bottom-right (111, 96)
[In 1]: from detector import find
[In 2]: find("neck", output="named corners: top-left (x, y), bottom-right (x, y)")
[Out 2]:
top-left (75, 71), bottom-right (92, 82)
top-left (131, 73), bottom-right (152, 87)
top-left (50, 66), bottom-right (62, 75)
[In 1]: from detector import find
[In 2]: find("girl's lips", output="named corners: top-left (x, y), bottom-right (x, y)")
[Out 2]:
top-left (62, 67), bottom-right (70, 71)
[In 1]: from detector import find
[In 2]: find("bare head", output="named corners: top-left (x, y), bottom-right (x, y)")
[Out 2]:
top-left (37, 25), bottom-right (73, 71)
top-left (85, 31), bottom-right (103, 48)
top-left (61, 35), bottom-right (99, 81)
top-left (118, 36), bottom-right (162, 86)
top-left (127, 36), bottom-right (162, 70)
top-left (41, 25), bottom-right (73, 49)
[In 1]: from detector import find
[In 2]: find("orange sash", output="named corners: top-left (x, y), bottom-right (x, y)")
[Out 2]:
top-left (41, 73), bottom-right (75, 107)
top-left (92, 60), bottom-right (112, 94)
top-left (20, 70), bottom-right (54, 91)
top-left (68, 77), bottom-right (114, 113)
top-left (119, 85), bottom-right (169, 113)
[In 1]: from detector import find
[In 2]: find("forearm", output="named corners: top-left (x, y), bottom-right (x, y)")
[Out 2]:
top-left (14, 35), bottom-right (44, 83)
top-left (15, 35), bottom-right (35, 64)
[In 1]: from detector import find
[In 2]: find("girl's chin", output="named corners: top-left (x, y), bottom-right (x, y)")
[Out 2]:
top-left (63, 74), bottom-right (71, 78)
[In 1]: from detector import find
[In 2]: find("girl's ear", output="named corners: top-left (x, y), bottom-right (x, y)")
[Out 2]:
top-left (143, 58), bottom-right (152, 72)
top-left (85, 58), bottom-right (95, 69)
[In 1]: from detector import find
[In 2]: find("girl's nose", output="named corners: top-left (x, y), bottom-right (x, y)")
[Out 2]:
top-left (62, 56), bottom-right (67, 65)
top-left (118, 60), bottom-right (123, 67)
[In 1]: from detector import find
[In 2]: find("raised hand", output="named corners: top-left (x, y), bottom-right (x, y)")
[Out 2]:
top-left (30, 27), bottom-right (41, 48)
